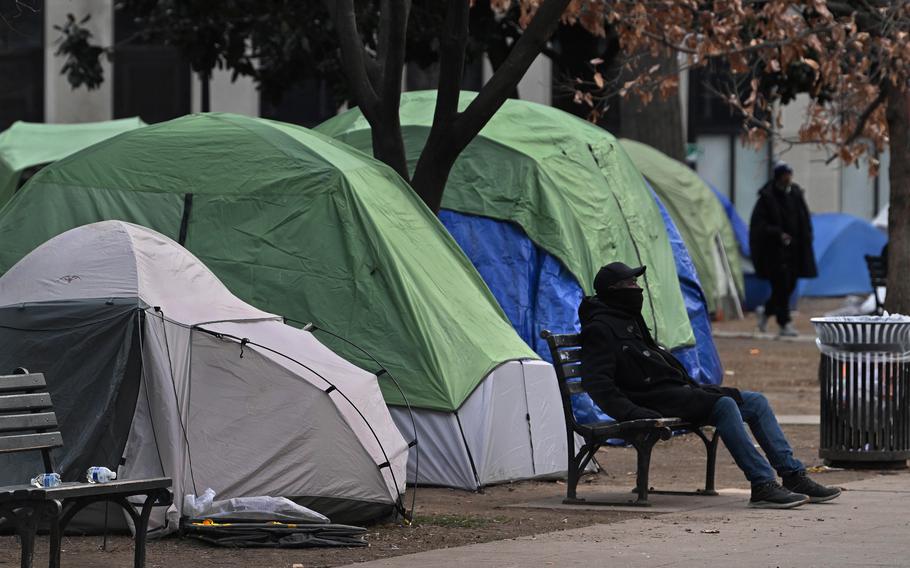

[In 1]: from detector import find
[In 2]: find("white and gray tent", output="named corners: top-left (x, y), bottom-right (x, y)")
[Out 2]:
top-left (0, 221), bottom-right (409, 530)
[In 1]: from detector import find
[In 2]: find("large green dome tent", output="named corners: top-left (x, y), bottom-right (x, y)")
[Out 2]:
top-left (619, 138), bottom-right (744, 316)
top-left (0, 118), bottom-right (144, 205)
top-left (318, 92), bottom-right (732, 393)
top-left (0, 113), bottom-right (568, 490)
top-left (318, 91), bottom-right (694, 352)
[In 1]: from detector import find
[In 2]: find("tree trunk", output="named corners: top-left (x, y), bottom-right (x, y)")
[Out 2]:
top-left (409, 139), bottom-right (458, 211)
top-left (371, 112), bottom-right (411, 182)
top-left (201, 73), bottom-right (211, 113)
top-left (617, 51), bottom-right (686, 162)
top-left (886, 88), bottom-right (910, 314)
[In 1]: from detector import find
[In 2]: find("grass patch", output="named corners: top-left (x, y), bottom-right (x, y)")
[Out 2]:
top-left (415, 514), bottom-right (509, 529)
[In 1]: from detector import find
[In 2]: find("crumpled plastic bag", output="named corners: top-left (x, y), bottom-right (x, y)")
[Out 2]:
top-left (183, 488), bottom-right (329, 523)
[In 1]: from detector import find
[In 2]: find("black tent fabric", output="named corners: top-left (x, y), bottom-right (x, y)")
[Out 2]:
top-left (0, 299), bottom-right (142, 485)
top-left (181, 519), bottom-right (368, 548)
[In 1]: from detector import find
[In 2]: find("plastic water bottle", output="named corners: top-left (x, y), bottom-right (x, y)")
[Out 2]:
top-left (86, 466), bottom-right (117, 484)
top-left (30, 473), bottom-right (61, 488)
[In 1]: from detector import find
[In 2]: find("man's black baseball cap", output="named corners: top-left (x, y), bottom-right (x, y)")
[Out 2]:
top-left (594, 262), bottom-right (646, 295)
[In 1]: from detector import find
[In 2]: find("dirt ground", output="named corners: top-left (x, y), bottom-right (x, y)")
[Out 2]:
top-left (2, 298), bottom-right (899, 568)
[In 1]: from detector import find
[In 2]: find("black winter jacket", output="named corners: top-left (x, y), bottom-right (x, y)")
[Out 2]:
top-left (749, 182), bottom-right (817, 279)
top-left (578, 297), bottom-right (741, 423)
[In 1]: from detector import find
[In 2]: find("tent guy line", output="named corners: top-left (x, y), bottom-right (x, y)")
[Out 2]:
top-left (193, 324), bottom-right (410, 520)
top-left (292, 318), bottom-right (421, 522)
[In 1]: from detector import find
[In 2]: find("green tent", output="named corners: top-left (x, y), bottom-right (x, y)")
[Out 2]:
top-left (619, 139), bottom-right (744, 314)
top-left (0, 118), bottom-right (145, 205)
top-left (318, 91), bottom-right (694, 350)
top-left (0, 113), bottom-right (535, 412)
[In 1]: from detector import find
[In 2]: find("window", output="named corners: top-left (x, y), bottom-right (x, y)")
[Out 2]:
top-left (0, 1), bottom-right (44, 130)
top-left (260, 78), bottom-right (336, 128)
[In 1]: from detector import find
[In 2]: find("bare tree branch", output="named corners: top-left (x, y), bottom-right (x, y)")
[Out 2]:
top-left (823, 83), bottom-right (889, 164)
top-left (325, 0), bottom-right (379, 117)
top-left (431, 0), bottom-right (469, 127)
top-left (379, 0), bottom-right (410, 108)
top-left (457, 0), bottom-right (573, 148)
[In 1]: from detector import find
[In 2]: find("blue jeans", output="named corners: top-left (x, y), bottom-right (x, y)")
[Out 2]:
top-left (709, 391), bottom-right (804, 485)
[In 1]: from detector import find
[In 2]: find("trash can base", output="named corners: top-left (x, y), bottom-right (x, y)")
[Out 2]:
top-left (823, 458), bottom-right (908, 470)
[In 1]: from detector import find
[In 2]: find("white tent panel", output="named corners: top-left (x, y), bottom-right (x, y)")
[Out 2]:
top-left (186, 331), bottom-right (395, 505)
top-left (200, 320), bottom-right (408, 500)
top-left (389, 360), bottom-right (572, 489)
top-left (389, 407), bottom-right (477, 488)
top-left (522, 360), bottom-right (572, 476)
top-left (459, 362), bottom-right (534, 484)
top-left (120, 316), bottom-right (195, 531)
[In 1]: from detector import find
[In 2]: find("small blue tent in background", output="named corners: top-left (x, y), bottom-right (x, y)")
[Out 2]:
top-left (744, 212), bottom-right (886, 309)
top-left (799, 213), bottom-right (887, 297)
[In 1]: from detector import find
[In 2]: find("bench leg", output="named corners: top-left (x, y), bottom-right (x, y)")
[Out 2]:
top-left (0, 501), bottom-right (60, 568)
top-left (630, 434), bottom-right (657, 505)
top-left (688, 427), bottom-right (720, 496)
top-left (703, 429), bottom-right (720, 496)
top-left (48, 517), bottom-right (62, 568)
top-left (132, 494), bottom-right (156, 568)
top-left (18, 513), bottom-right (37, 568)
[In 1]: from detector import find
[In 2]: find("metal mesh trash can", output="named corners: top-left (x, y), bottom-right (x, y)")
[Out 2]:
top-left (812, 316), bottom-right (910, 467)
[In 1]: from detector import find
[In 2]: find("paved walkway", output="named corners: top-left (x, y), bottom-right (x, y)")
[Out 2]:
top-left (344, 473), bottom-right (910, 568)
top-left (713, 329), bottom-right (817, 343)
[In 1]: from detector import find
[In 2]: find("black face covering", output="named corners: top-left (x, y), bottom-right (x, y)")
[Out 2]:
top-left (600, 288), bottom-right (645, 316)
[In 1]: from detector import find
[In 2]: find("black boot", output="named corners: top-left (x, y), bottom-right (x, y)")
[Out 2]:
top-left (783, 470), bottom-right (842, 503)
top-left (749, 481), bottom-right (809, 509)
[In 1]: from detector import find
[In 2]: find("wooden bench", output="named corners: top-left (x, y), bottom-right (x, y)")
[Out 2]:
top-left (0, 370), bottom-right (172, 568)
top-left (864, 254), bottom-right (887, 315)
top-left (541, 331), bottom-right (719, 506)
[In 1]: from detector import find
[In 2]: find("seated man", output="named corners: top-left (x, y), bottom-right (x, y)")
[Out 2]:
top-left (579, 261), bottom-right (841, 509)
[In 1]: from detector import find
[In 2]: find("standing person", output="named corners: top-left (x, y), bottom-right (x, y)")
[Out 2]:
top-left (749, 162), bottom-right (817, 336)
top-left (579, 262), bottom-right (841, 508)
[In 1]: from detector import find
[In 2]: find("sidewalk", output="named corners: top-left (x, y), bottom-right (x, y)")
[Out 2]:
top-left (343, 473), bottom-right (910, 568)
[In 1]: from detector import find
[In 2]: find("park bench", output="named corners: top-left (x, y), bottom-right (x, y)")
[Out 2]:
top-left (864, 254), bottom-right (887, 315)
top-left (541, 330), bottom-right (719, 506)
top-left (0, 369), bottom-right (172, 568)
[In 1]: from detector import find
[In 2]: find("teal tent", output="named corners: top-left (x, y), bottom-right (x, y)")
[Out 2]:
top-left (0, 118), bottom-right (144, 205)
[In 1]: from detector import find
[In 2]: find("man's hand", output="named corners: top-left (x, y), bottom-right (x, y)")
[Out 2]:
top-left (628, 407), bottom-right (662, 420)
top-left (781, 232), bottom-right (792, 246)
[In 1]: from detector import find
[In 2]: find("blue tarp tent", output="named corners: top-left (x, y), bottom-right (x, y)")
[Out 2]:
top-left (649, 188), bottom-right (723, 386)
top-left (440, 193), bottom-right (723, 425)
top-left (799, 213), bottom-right (887, 297)
top-left (439, 195), bottom-right (723, 385)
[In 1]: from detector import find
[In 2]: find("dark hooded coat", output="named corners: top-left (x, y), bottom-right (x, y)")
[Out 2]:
top-left (578, 296), bottom-right (741, 423)
top-left (749, 182), bottom-right (817, 279)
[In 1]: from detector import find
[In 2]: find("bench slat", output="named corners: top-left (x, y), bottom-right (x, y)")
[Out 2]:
top-left (0, 412), bottom-right (57, 433)
top-left (560, 364), bottom-right (582, 379)
top-left (0, 478), bottom-right (173, 503)
top-left (0, 393), bottom-right (53, 412)
top-left (0, 431), bottom-right (63, 453)
top-left (547, 334), bottom-right (580, 348)
top-left (0, 374), bottom-right (47, 394)
top-left (555, 349), bottom-right (583, 364)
